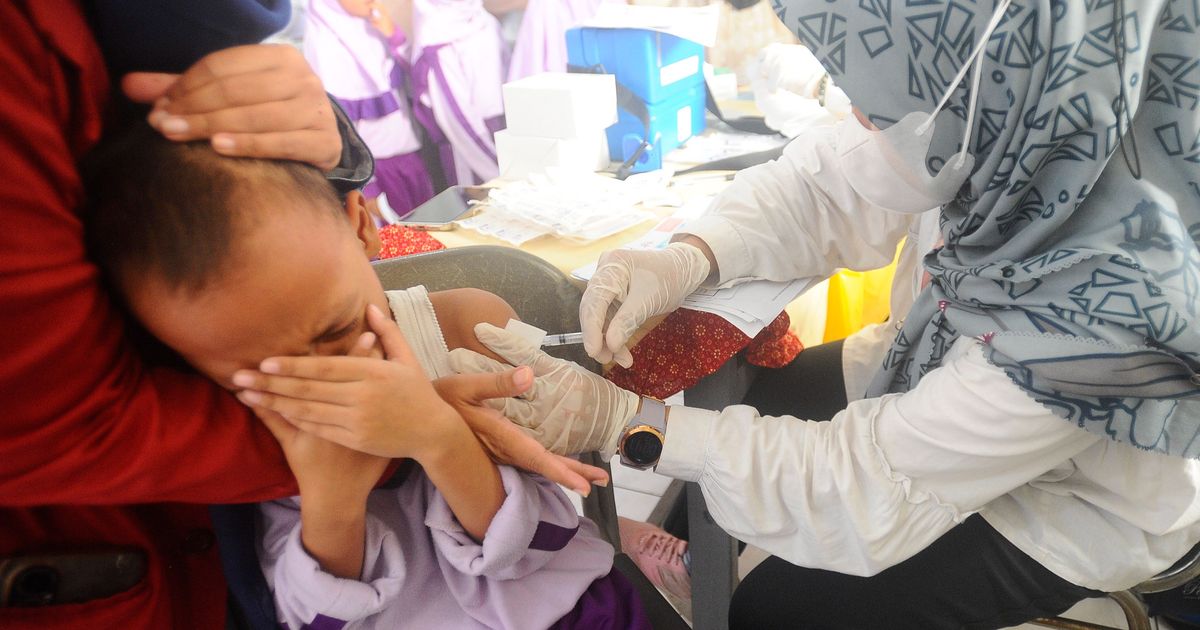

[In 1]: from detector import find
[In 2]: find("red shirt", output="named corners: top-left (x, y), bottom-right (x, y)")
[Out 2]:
top-left (1, 2), bottom-right (298, 626)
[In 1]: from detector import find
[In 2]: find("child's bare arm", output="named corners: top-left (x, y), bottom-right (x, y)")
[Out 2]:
top-left (253, 401), bottom-right (389, 579)
top-left (296, 451), bottom-right (376, 578)
top-left (416, 415), bottom-right (505, 541)
top-left (393, 289), bottom-right (514, 541)
top-left (428, 288), bottom-right (518, 363)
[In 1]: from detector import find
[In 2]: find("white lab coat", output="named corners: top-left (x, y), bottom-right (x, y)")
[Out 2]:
top-left (658, 121), bottom-right (1200, 592)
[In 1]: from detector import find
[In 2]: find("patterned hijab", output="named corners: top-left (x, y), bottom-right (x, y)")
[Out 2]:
top-left (772, 1), bottom-right (1200, 457)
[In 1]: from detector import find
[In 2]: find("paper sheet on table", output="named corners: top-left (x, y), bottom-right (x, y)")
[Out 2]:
top-left (455, 211), bottom-right (547, 246)
top-left (582, 4), bottom-right (720, 47)
top-left (457, 169), bottom-right (670, 245)
top-left (571, 195), bottom-right (713, 281)
top-left (665, 130), bottom-right (789, 167)
top-left (682, 277), bottom-right (819, 337)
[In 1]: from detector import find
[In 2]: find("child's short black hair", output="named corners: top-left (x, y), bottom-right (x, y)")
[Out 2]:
top-left (83, 120), bottom-right (343, 296)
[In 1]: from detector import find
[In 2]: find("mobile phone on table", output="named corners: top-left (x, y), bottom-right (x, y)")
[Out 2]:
top-left (397, 185), bottom-right (488, 231)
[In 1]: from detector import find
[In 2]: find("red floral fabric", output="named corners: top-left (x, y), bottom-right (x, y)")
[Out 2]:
top-left (376, 224), bottom-right (446, 259)
top-left (607, 309), bottom-right (803, 399)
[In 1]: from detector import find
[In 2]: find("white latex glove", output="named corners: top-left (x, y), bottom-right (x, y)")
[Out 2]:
top-left (447, 323), bottom-right (639, 457)
top-left (580, 242), bottom-right (711, 368)
top-left (754, 87), bottom-right (836, 138)
top-left (751, 44), bottom-right (852, 137)
top-left (755, 43), bottom-right (828, 97)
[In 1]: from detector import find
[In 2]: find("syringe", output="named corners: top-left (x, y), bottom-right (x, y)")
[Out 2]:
top-left (541, 332), bottom-right (584, 347)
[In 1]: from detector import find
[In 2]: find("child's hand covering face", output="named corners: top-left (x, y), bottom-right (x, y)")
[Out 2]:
top-left (235, 305), bottom-right (463, 462)
top-left (251, 330), bottom-right (390, 503)
top-left (234, 306), bottom-right (610, 494)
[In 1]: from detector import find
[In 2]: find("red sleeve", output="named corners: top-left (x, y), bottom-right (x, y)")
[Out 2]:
top-left (0, 1), bottom-right (296, 506)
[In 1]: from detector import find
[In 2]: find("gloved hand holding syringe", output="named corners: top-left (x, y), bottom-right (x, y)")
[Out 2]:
top-left (505, 320), bottom-right (584, 348)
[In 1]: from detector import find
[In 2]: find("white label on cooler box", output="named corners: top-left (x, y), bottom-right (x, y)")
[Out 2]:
top-left (677, 105), bottom-right (693, 142)
top-left (660, 55), bottom-right (700, 87)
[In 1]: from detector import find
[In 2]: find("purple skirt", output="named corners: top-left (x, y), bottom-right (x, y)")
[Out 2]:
top-left (548, 567), bottom-right (653, 630)
top-left (363, 151), bottom-right (436, 222)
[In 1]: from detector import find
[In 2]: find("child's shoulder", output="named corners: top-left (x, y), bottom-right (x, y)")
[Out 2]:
top-left (383, 286), bottom-right (450, 379)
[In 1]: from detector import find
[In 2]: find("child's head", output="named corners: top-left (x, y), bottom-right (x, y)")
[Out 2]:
top-left (85, 122), bottom-right (388, 387)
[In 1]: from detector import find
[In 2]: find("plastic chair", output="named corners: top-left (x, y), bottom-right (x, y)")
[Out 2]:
top-left (1029, 543), bottom-right (1200, 630)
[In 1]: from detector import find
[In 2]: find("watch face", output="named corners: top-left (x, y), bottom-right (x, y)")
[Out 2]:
top-left (624, 430), bottom-right (663, 466)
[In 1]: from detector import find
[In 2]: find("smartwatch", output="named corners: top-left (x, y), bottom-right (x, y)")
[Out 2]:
top-left (618, 397), bottom-right (667, 470)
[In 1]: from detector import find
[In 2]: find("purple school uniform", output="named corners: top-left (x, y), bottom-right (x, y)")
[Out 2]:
top-left (258, 462), bottom-right (649, 629)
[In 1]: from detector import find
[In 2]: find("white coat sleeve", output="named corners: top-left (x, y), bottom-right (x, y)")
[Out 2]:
top-left (681, 121), bottom-right (916, 287)
top-left (655, 338), bottom-right (1102, 576)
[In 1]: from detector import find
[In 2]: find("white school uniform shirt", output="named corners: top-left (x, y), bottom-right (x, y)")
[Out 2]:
top-left (663, 121), bottom-right (1200, 592)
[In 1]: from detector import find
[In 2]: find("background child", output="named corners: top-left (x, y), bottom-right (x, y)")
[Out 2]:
top-left (305, 0), bottom-right (437, 220)
top-left (83, 122), bottom-right (648, 629)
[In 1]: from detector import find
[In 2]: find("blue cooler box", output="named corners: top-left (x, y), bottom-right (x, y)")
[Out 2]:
top-left (566, 27), bottom-right (707, 173)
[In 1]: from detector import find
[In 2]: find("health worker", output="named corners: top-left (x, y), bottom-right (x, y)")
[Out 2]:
top-left (447, 1), bottom-right (1200, 627)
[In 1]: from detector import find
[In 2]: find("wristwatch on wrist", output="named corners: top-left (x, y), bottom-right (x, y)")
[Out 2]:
top-left (618, 397), bottom-right (667, 470)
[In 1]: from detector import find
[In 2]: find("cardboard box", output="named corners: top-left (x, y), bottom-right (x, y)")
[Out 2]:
top-left (502, 72), bottom-right (618, 139)
top-left (495, 129), bottom-right (610, 180)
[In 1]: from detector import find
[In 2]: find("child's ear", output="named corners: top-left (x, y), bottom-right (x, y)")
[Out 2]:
top-left (344, 191), bottom-right (382, 258)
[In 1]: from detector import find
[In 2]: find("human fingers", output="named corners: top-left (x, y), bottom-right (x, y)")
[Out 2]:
top-left (462, 407), bottom-right (597, 495)
top-left (236, 390), bottom-right (351, 427)
top-left (612, 346), bottom-right (634, 369)
top-left (470, 323), bottom-right (548, 369)
top-left (277, 414), bottom-right (359, 450)
top-left (366, 304), bottom-right (422, 366)
top-left (525, 449), bottom-right (608, 496)
top-left (445, 348), bottom-right (544, 397)
top-left (203, 129), bottom-right (339, 166)
top-left (155, 69), bottom-right (317, 116)
top-left (444, 350), bottom-right (535, 417)
top-left (347, 331), bottom-right (378, 359)
top-left (580, 259), bottom-right (630, 360)
top-left (555, 454), bottom-right (611, 488)
top-left (151, 99), bottom-right (327, 144)
top-left (162, 44), bottom-right (304, 102)
top-left (232, 370), bottom-right (357, 406)
top-left (603, 298), bottom-right (646, 369)
top-left (258, 355), bottom-right (372, 381)
top-left (434, 366), bottom-right (534, 406)
top-left (121, 72), bottom-right (180, 104)
top-left (248, 403), bottom-right (298, 444)
top-left (137, 45), bottom-right (341, 170)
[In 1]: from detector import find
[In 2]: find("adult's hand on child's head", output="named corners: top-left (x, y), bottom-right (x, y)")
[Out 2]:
top-left (122, 44), bottom-right (342, 171)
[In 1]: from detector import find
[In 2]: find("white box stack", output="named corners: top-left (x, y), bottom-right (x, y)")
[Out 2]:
top-left (498, 72), bottom-right (617, 180)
